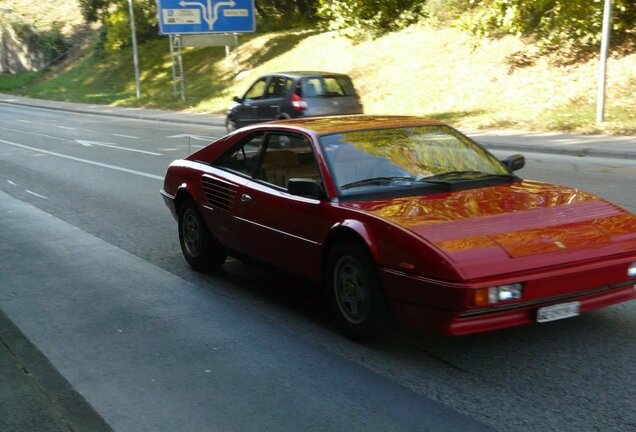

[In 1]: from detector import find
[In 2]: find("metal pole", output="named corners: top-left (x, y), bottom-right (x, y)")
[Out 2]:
top-left (177, 36), bottom-right (186, 102)
top-left (169, 35), bottom-right (177, 94)
top-left (596, 0), bottom-right (612, 124)
top-left (128, 0), bottom-right (141, 100)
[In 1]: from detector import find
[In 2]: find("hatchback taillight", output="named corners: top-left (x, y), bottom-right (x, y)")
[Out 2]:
top-left (291, 93), bottom-right (308, 111)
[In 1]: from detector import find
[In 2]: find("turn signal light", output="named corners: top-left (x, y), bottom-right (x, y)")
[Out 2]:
top-left (473, 288), bottom-right (490, 307)
top-left (628, 262), bottom-right (636, 277)
top-left (473, 284), bottom-right (524, 307)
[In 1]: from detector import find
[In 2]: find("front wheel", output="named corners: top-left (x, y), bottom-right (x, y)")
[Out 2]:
top-left (326, 240), bottom-right (390, 340)
top-left (225, 117), bottom-right (238, 133)
top-left (178, 200), bottom-right (226, 271)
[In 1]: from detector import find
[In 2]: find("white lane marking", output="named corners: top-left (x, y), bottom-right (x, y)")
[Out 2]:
top-left (0, 127), bottom-right (161, 155)
top-left (57, 126), bottom-right (76, 130)
top-left (113, 134), bottom-right (139, 139)
top-left (75, 140), bottom-right (162, 156)
top-left (7, 180), bottom-right (17, 186)
top-left (26, 190), bottom-right (49, 199)
top-left (0, 139), bottom-right (163, 180)
top-left (0, 126), bottom-right (71, 142)
top-left (17, 119), bottom-right (31, 123)
top-left (167, 134), bottom-right (218, 142)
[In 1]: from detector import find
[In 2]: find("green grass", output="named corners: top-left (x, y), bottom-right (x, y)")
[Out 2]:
top-left (1, 26), bottom-right (635, 135)
top-left (0, 72), bottom-right (39, 91)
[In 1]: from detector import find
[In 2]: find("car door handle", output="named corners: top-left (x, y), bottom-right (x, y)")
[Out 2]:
top-left (240, 193), bottom-right (252, 203)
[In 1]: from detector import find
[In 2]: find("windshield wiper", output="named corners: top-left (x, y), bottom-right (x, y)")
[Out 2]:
top-left (425, 170), bottom-right (517, 181)
top-left (340, 176), bottom-right (453, 191)
top-left (340, 176), bottom-right (415, 190)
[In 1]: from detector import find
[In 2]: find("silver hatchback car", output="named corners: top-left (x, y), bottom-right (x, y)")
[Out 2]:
top-left (226, 71), bottom-right (364, 132)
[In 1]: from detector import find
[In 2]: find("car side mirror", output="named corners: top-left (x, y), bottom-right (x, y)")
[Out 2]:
top-left (501, 154), bottom-right (525, 172)
top-left (232, 96), bottom-right (243, 103)
top-left (287, 178), bottom-right (326, 200)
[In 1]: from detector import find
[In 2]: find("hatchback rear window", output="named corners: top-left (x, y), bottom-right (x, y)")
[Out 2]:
top-left (299, 76), bottom-right (356, 97)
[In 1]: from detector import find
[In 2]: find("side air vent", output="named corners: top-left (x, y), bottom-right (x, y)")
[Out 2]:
top-left (201, 175), bottom-right (238, 212)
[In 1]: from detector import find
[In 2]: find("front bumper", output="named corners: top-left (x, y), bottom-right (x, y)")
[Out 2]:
top-left (380, 259), bottom-right (636, 336)
top-left (391, 282), bottom-right (636, 336)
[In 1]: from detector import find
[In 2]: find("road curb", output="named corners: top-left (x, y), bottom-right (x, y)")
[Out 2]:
top-left (479, 142), bottom-right (634, 160)
top-left (0, 98), bottom-right (225, 127)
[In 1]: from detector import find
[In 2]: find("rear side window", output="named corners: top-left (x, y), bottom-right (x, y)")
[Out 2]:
top-left (213, 133), bottom-right (264, 176)
top-left (299, 76), bottom-right (356, 97)
top-left (266, 76), bottom-right (292, 98)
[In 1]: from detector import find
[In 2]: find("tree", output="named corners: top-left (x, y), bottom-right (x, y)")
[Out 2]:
top-left (79, 0), bottom-right (158, 52)
top-left (460, 0), bottom-right (636, 56)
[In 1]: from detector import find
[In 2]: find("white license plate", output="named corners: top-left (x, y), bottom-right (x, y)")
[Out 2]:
top-left (537, 301), bottom-right (580, 323)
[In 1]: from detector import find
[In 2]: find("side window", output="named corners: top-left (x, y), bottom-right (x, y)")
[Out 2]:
top-left (257, 134), bottom-right (322, 189)
top-left (244, 78), bottom-right (268, 100)
top-left (213, 133), bottom-right (264, 176)
top-left (301, 78), bottom-right (322, 97)
top-left (266, 76), bottom-right (290, 98)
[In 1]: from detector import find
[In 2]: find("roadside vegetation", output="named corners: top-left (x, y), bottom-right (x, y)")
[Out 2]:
top-left (0, 0), bottom-right (634, 134)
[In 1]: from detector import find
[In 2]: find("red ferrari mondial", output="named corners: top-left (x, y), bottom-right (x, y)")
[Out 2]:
top-left (161, 116), bottom-right (636, 339)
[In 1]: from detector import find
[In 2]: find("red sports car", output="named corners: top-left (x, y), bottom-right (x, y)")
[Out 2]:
top-left (161, 116), bottom-right (636, 339)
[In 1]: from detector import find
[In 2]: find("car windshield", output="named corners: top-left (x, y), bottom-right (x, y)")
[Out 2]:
top-left (300, 76), bottom-right (356, 97)
top-left (319, 125), bottom-right (513, 196)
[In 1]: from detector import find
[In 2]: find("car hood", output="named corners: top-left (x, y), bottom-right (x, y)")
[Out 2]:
top-left (342, 180), bottom-right (636, 279)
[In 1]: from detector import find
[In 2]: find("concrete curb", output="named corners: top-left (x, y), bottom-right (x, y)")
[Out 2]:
top-left (478, 141), bottom-right (633, 160)
top-left (0, 98), bottom-right (226, 127)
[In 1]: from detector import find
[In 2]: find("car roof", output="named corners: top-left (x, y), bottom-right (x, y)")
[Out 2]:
top-left (257, 115), bottom-right (446, 135)
top-left (265, 71), bottom-right (351, 79)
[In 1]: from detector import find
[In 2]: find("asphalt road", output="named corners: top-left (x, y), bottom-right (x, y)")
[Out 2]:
top-left (1, 102), bottom-right (636, 431)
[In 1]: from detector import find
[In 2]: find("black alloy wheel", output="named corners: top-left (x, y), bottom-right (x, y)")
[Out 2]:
top-left (178, 200), bottom-right (226, 271)
top-left (326, 239), bottom-right (391, 340)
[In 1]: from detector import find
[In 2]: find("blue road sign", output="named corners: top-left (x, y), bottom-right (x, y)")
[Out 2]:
top-left (157, 0), bottom-right (255, 35)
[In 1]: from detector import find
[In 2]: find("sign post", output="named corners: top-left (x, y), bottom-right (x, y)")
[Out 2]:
top-left (596, 0), bottom-right (612, 124)
top-left (128, 0), bottom-right (141, 100)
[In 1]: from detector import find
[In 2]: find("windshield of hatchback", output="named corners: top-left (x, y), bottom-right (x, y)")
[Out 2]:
top-left (300, 76), bottom-right (356, 97)
top-left (319, 125), bottom-right (512, 196)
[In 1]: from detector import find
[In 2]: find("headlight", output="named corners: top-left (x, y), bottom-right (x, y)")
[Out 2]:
top-left (473, 283), bottom-right (523, 307)
top-left (628, 262), bottom-right (636, 277)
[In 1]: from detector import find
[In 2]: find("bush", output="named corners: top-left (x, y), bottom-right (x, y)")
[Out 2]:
top-left (317, 0), bottom-right (427, 40)
top-left (460, 0), bottom-right (636, 58)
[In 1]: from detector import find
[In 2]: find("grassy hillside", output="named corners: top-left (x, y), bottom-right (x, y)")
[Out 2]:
top-left (1, 26), bottom-right (635, 134)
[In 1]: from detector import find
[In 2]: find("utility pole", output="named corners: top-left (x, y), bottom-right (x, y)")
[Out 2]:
top-left (128, 0), bottom-right (141, 100)
top-left (596, 0), bottom-right (612, 124)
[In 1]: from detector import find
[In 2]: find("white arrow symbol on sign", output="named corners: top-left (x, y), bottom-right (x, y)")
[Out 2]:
top-left (75, 140), bottom-right (163, 155)
top-left (179, 0), bottom-right (236, 30)
top-left (211, 0), bottom-right (236, 29)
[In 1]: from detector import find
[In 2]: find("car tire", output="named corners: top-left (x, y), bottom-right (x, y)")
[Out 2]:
top-left (178, 200), bottom-right (226, 271)
top-left (226, 117), bottom-right (238, 133)
top-left (326, 240), bottom-right (391, 340)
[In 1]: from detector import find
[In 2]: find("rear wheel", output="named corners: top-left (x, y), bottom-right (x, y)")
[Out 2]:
top-left (326, 240), bottom-right (390, 340)
top-left (178, 200), bottom-right (226, 271)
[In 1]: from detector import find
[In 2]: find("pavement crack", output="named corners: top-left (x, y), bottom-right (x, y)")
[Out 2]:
top-left (407, 342), bottom-right (474, 374)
